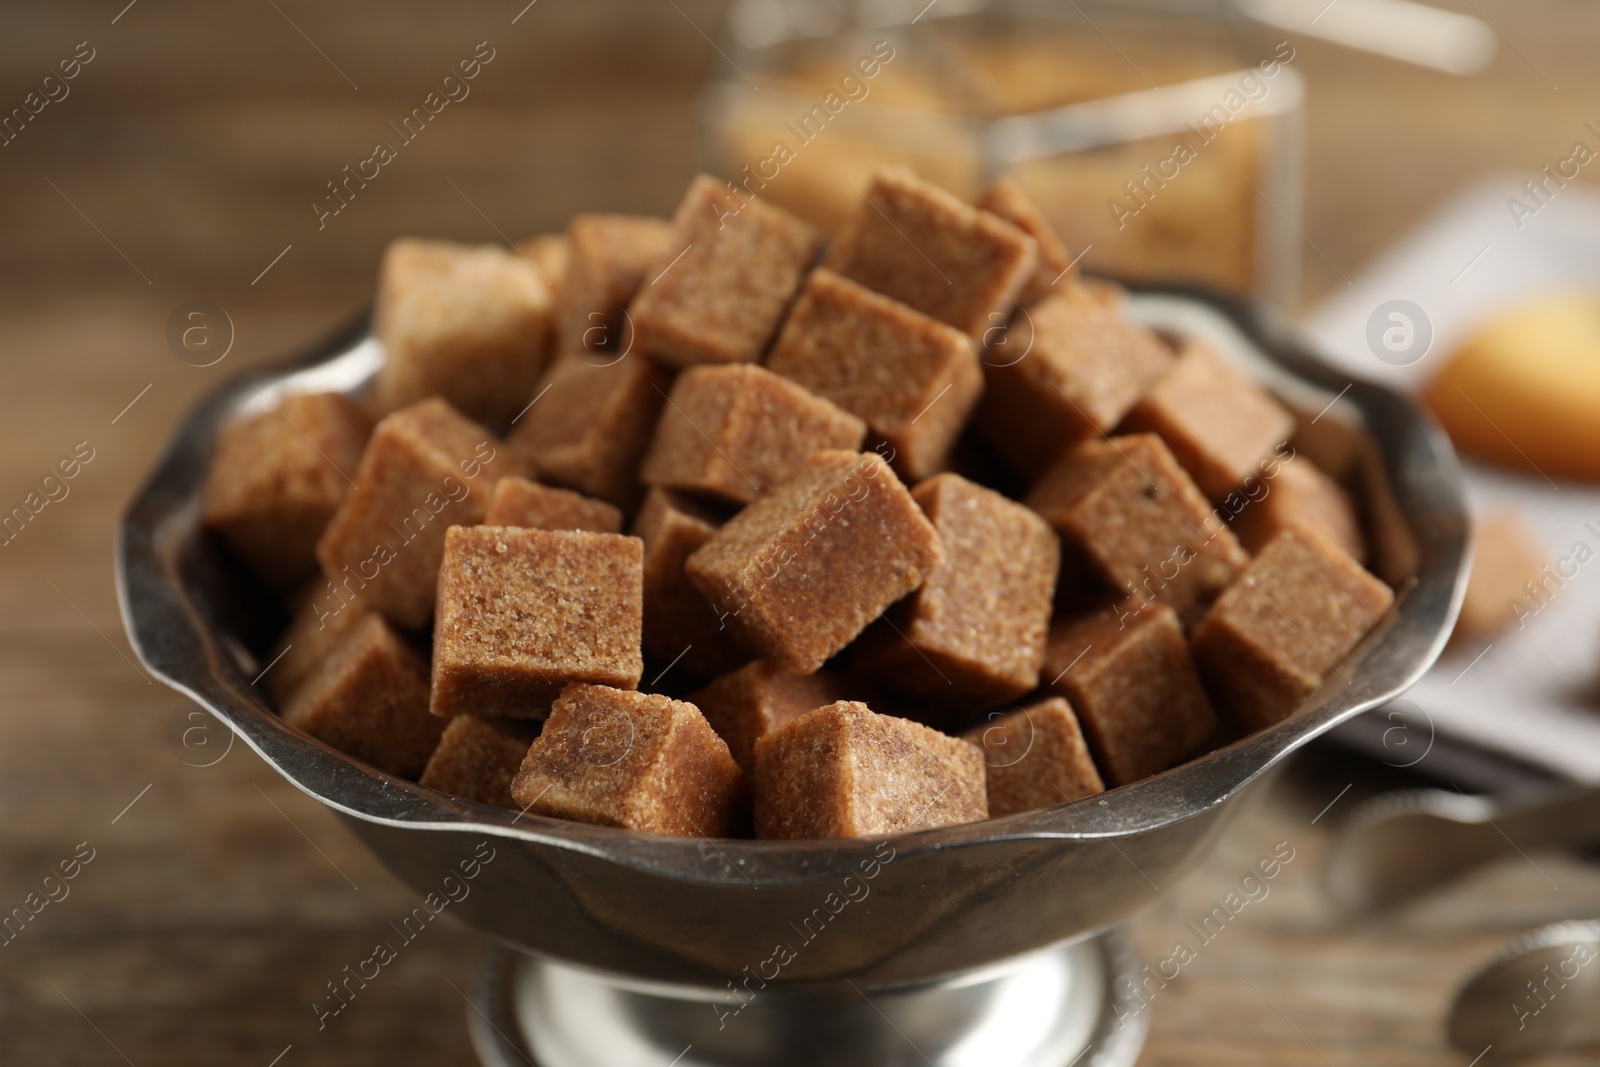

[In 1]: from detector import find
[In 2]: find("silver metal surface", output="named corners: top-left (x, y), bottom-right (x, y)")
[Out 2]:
top-left (116, 289), bottom-right (1468, 1006)
top-left (471, 931), bottom-right (1148, 1067)
top-left (1449, 920), bottom-right (1600, 1061)
top-left (1326, 784), bottom-right (1600, 913)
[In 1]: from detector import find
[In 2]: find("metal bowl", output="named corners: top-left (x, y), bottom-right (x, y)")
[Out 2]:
top-left (117, 288), bottom-right (1468, 995)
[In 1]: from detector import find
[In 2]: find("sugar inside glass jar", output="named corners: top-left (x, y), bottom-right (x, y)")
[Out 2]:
top-left (702, 0), bottom-right (1306, 305)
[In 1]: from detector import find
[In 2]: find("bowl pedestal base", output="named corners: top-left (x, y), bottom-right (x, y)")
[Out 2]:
top-left (467, 930), bottom-right (1148, 1067)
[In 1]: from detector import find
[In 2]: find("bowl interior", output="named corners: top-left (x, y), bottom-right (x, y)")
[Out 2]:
top-left (118, 287), bottom-right (1470, 886)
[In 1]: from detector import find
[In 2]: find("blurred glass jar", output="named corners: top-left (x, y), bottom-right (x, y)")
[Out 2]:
top-left (702, 0), bottom-right (1306, 305)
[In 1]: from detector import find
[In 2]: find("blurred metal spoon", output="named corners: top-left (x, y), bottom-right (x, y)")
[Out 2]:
top-left (1449, 920), bottom-right (1600, 1062)
top-left (1326, 784), bottom-right (1600, 913)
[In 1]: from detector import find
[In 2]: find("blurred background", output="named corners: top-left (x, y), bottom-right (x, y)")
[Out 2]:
top-left (2, 1), bottom-right (1598, 1063)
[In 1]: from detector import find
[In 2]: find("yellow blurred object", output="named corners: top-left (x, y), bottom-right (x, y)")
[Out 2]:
top-left (1424, 292), bottom-right (1600, 483)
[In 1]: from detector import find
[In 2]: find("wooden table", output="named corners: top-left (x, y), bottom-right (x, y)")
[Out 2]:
top-left (2, 2), bottom-right (1597, 1063)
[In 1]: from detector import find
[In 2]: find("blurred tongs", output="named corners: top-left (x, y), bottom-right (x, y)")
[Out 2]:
top-left (1327, 781), bottom-right (1600, 913)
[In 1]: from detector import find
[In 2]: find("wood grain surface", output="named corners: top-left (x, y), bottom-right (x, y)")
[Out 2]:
top-left (1, 2), bottom-right (1597, 1064)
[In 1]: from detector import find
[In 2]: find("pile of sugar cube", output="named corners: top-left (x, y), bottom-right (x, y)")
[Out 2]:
top-left (200, 168), bottom-right (1392, 839)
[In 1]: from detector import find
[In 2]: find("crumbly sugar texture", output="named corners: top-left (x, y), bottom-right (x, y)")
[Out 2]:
top-left (315, 397), bottom-right (525, 630)
top-left (685, 450), bottom-right (945, 673)
top-left (628, 175), bottom-right (821, 368)
top-left (419, 714), bottom-right (542, 809)
top-left (1026, 433), bottom-right (1249, 627)
top-left (282, 613), bottom-right (444, 778)
top-left (516, 232), bottom-right (570, 356)
top-left (859, 473), bottom-right (1058, 704)
top-left (975, 178), bottom-right (1079, 301)
top-left (766, 268), bottom-right (982, 481)
top-left (1044, 601), bottom-right (1217, 786)
top-left (632, 488), bottom-right (748, 680)
top-left (641, 364), bottom-right (866, 504)
top-left (824, 166), bottom-right (1037, 341)
top-left (1121, 339), bottom-right (1297, 502)
top-left (1191, 527), bottom-right (1394, 732)
top-left (202, 392), bottom-right (371, 589)
top-left (559, 214), bottom-right (675, 355)
top-left (977, 283), bottom-right (1173, 479)
top-left (483, 475), bottom-right (622, 533)
top-left (509, 683), bottom-right (746, 837)
top-left (372, 239), bottom-right (557, 426)
top-left (689, 661), bottom-right (847, 774)
top-left (222, 169), bottom-right (1409, 835)
top-left (517, 233), bottom-right (568, 302)
top-left (508, 351), bottom-right (671, 511)
top-left (1231, 455), bottom-right (1367, 564)
top-left (963, 697), bottom-right (1104, 817)
top-left (752, 701), bottom-right (987, 839)
top-left (1079, 277), bottom-right (1127, 310)
top-left (431, 525), bottom-right (644, 718)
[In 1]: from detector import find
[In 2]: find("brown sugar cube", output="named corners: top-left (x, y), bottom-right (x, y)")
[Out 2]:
top-left (976, 177), bottom-right (1079, 301)
top-left (282, 613), bottom-right (444, 778)
top-left (264, 579), bottom-right (372, 706)
top-left (823, 166), bottom-right (1037, 341)
top-left (633, 488), bottom-right (747, 680)
top-left (420, 715), bottom-right (541, 809)
top-left (1231, 455), bottom-right (1366, 565)
top-left (202, 392), bottom-right (370, 588)
top-left (560, 214), bottom-right (675, 355)
top-left (1192, 527), bottom-right (1395, 732)
top-left (1121, 340), bottom-right (1296, 502)
top-left (641, 364), bottom-right (867, 504)
top-left (977, 283), bottom-right (1173, 479)
top-left (964, 697), bottom-right (1104, 816)
top-left (316, 398), bottom-right (525, 631)
top-left (484, 475), bottom-right (622, 533)
top-left (1026, 433), bottom-right (1249, 627)
top-left (509, 352), bottom-right (671, 510)
top-left (517, 233), bottom-right (569, 297)
top-left (686, 450), bottom-right (945, 673)
top-left (752, 701), bottom-right (986, 839)
top-left (629, 175), bottom-right (821, 368)
top-left (509, 683), bottom-right (745, 837)
top-left (1079, 278), bottom-right (1128, 309)
top-left (766, 269), bottom-right (982, 481)
top-left (1454, 509), bottom-right (1545, 643)
top-left (518, 233), bottom-right (567, 354)
top-left (859, 473), bottom-right (1058, 703)
top-left (372, 239), bottom-right (556, 427)
top-left (1044, 601), bottom-right (1218, 786)
top-left (431, 526), bottom-right (644, 718)
top-left (689, 661), bottom-right (847, 774)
